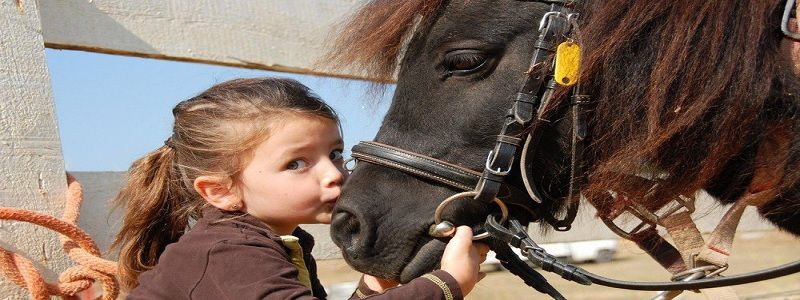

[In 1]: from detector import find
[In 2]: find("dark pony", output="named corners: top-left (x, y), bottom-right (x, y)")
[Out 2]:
top-left (328, 0), bottom-right (800, 283)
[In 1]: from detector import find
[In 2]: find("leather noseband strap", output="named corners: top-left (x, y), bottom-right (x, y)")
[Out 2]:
top-left (351, 141), bottom-right (481, 191)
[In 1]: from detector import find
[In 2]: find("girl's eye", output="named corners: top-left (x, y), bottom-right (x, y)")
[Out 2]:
top-left (329, 150), bottom-right (344, 161)
top-left (287, 160), bottom-right (308, 170)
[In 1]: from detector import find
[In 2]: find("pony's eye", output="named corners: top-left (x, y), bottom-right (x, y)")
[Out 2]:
top-left (287, 160), bottom-right (308, 170)
top-left (330, 150), bottom-right (344, 161)
top-left (442, 50), bottom-right (489, 76)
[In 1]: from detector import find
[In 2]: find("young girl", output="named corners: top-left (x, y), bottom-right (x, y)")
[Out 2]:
top-left (112, 77), bottom-right (488, 299)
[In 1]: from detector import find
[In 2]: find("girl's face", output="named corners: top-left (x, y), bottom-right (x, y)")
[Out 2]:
top-left (237, 116), bottom-right (346, 235)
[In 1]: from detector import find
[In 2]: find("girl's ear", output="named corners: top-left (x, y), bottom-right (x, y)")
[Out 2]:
top-left (194, 176), bottom-right (243, 211)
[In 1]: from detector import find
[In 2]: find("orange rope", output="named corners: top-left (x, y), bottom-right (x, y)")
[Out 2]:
top-left (0, 173), bottom-right (119, 299)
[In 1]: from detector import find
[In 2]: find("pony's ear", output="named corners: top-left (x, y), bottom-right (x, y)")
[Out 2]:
top-left (193, 176), bottom-right (242, 211)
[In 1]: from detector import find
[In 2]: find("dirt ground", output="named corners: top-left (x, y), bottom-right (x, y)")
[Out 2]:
top-left (316, 230), bottom-right (800, 300)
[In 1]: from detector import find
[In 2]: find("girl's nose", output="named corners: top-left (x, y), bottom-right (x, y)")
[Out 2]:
top-left (321, 160), bottom-right (344, 187)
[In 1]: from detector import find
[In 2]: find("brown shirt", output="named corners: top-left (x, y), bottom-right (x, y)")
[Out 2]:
top-left (127, 207), bottom-right (462, 300)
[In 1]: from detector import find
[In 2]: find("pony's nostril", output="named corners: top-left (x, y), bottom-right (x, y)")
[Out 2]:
top-left (331, 210), bottom-right (362, 248)
top-left (333, 210), bottom-right (360, 236)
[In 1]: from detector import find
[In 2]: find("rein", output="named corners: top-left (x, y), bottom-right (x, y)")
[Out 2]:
top-left (347, 0), bottom-right (800, 299)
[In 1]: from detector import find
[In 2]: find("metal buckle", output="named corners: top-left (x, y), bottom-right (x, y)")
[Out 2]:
top-left (429, 191), bottom-right (509, 240)
top-left (602, 193), bottom-right (695, 239)
top-left (485, 150), bottom-right (513, 176)
top-left (538, 11), bottom-right (566, 31)
top-left (538, 11), bottom-right (579, 33)
top-left (782, 0), bottom-right (800, 40)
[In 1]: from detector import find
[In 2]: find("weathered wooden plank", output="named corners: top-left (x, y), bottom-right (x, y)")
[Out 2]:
top-left (38, 0), bottom-right (367, 80)
top-left (0, 0), bottom-right (72, 297)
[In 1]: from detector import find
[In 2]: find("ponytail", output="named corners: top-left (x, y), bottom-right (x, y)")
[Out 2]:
top-left (112, 145), bottom-right (199, 290)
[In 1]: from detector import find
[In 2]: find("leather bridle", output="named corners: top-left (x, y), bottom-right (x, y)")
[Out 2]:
top-left (346, 1), bottom-right (800, 299)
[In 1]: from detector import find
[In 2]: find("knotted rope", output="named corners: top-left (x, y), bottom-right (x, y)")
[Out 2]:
top-left (0, 173), bottom-right (119, 300)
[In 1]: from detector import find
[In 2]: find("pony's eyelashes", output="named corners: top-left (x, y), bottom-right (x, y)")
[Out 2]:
top-left (443, 49), bottom-right (488, 72)
top-left (438, 48), bottom-right (502, 80)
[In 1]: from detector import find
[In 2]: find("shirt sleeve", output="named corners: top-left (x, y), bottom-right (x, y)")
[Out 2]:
top-left (348, 270), bottom-right (463, 300)
top-left (196, 239), bottom-right (321, 300)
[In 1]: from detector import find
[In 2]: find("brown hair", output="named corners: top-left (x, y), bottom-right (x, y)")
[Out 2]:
top-left (573, 0), bottom-right (799, 209)
top-left (111, 77), bottom-right (339, 290)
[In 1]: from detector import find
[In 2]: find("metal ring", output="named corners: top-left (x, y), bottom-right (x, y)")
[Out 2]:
top-left (670, 265), bottom-right (719, 281)
top-left (343, 157), bottom-right (357, 172)
top-left (433, 191), bottom-right (509, 228)
top-left (473, 230), bottom-right (491, 240)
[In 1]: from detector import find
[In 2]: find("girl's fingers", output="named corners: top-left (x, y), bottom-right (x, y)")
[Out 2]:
top-left (450, 226), bottom-right (474, 246)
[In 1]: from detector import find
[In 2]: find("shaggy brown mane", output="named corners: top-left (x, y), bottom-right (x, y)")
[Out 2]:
top-left (327, 0), bottom-right (446, 82)
top-left (575, 0), bottom-right (800, 214)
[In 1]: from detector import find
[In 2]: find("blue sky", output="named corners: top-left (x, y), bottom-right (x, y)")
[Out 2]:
top-left (46, 49), bottom-right (392, 171)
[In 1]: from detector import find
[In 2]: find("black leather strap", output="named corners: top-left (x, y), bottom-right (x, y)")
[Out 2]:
top-left (351, 142), bottom-right (481, 191)
top-left (473, 3), bottom-right (567, 204)
top-left (492, 240), bottom-right (565, 300)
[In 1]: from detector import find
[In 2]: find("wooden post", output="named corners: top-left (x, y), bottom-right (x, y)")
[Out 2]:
top-left (0, 0), bottom-right (71, 297)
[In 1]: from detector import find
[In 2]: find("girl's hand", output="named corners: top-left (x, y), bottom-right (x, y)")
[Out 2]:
top-left (362, 274), bottom-right (399, 292)
top-left (440, 226), bottom-right (490, 295)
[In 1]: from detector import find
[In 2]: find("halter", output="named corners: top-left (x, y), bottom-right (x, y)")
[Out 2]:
top-left (346, 1), bottom-right (800, 299)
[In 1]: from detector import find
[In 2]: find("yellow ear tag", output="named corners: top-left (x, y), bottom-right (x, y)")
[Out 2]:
top-left (554, 42), bottom-right (581, 87)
